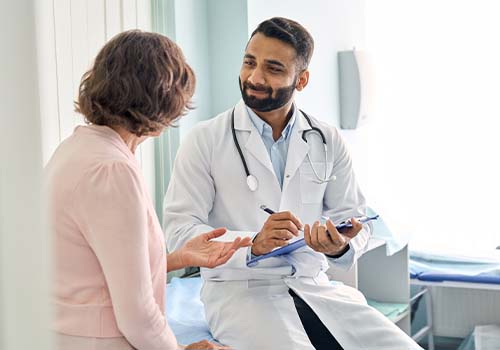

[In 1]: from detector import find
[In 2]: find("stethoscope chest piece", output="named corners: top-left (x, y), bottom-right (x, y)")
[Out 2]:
top-left (246, 175), bottom-right (259, 192)
top-left (231, 107), bottom-right (334, 192)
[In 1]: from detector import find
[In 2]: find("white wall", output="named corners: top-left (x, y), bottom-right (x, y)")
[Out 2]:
top-left (37, 0), bottom-right (156, 203)
top-left (0, 1), bottom-right (52, 349)
top-left (246, 0), bottom-right (366, 126)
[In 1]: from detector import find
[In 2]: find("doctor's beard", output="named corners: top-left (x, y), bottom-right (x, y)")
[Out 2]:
top-left (239, 77), bottom-right (296, 112)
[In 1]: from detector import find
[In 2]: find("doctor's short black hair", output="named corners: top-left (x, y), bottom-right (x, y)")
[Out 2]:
top-left (76, 30), bottom-right (195, 136)
top-left (250, 17), bottom-right (314, 71)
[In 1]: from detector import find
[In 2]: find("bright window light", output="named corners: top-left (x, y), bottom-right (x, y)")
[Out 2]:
top-left (355, 0), bottom-right (500, 255)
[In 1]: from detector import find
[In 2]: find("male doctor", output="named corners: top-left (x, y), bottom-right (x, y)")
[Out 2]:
top-left (164, 17), bottom-right (421, 350)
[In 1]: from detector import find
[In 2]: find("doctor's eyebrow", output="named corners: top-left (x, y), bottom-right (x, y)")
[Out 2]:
top-left (243, 54), bottom-right (286, 69)
top-left (264, 59), bottom-right (285, 68)
top-left (244, 54), bottom-right (256, 61)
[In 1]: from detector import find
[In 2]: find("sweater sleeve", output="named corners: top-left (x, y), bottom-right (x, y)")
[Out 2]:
top-left (73, 161), bottom-right (178, 350)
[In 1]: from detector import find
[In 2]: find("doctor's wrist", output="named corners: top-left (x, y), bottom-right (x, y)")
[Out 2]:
top-left (325, 244), bottom-right (350, 259)
top-left (251, 243), bottom-right (263, 256)
top-left (251, 233), bottom-right (268, 256)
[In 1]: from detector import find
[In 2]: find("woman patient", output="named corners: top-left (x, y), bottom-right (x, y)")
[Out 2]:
top-left (46, 30), bottom-right (251, 350)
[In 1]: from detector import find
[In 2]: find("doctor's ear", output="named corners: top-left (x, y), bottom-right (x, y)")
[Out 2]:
top-left (295, 70), bottom-right (309, 91)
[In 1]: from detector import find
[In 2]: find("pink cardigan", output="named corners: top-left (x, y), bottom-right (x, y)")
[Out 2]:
top-left (46, 125), bottom-right (177, 349)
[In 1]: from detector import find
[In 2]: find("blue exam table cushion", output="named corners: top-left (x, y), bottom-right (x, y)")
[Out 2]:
top-left (409, 256), bottom-right (500, 285)
top-left (165, 277), bottom-right (215, 345)
top-left (417, 271), bottom-right (500, 284)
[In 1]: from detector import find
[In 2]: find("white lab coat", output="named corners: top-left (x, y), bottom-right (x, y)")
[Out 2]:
top-left (164, 100), bottom-right (422, 350)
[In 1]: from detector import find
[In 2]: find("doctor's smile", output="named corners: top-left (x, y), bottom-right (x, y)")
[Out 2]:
top-left (243, 81), bottom-right (272, 96)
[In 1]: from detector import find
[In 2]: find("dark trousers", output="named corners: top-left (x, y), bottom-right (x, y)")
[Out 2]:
top-left (289, 289), bottom-right (344, 350)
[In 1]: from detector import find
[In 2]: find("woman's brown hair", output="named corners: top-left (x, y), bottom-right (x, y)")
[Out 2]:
top-left (76, 30), bottom-right (195, 136)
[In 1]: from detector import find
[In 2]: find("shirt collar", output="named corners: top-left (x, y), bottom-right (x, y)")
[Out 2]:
top-left (245, 104), bottom-right (297, 140)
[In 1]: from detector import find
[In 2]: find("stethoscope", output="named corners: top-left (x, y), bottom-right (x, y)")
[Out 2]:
top-left (231, 108), bottom-right (336, 192)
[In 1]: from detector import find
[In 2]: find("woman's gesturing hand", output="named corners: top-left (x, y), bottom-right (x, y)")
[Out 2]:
top-left (179, 228), bottom-right (252, 268)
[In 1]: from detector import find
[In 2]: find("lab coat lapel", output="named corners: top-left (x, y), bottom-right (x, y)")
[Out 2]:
top-left (233, 101), bottom-right (275, 176)
top-left (282, 111), bottom-right (311, 193)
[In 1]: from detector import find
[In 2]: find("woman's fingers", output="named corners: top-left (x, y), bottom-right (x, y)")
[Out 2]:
top-left (237, 236), bottom-right (253, 247)
top-left (228, 237), bottom-right (242, 250)
top-left (217, 237), bottom-right (253, 261)
top-left (227, 237), bottom-right (252, 253)
top-left (213, 249), bottom-right (236, 266)
top-left (204, 227), bottom-right (227, 240)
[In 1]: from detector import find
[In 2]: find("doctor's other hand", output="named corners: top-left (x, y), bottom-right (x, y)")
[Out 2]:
top-left (304, 218), bottom-right (362, 256)
top-left (180, 228), bottom-right (252, 268)
top-left (252, 211), bottom-right (303, 256)
top-left (182, 339), bottom-right (232, 349)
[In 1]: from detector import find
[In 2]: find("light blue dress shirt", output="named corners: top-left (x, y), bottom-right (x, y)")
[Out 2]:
top-left (245, 105), bottom-right (297, 189)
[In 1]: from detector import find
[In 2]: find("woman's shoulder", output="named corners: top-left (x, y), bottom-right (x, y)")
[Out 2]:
top-left (46, 126), bottom-right (142, 197)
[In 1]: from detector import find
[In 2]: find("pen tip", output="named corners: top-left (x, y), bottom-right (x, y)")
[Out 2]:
top-left (259, 205), bottom-right (267, 210)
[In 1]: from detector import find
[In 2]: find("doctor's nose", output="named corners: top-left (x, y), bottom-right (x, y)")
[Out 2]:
top-left (247, 68), bottom-right (266, 86)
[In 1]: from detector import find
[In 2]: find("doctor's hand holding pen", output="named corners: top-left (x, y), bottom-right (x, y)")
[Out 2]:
top-left (167, 228), bottom-right (253, 271)
top-left (252, 211), bottom-right (304, 256)
top-left (258, 205), bottom-right (363, 257)
top-left (304, 218), bottom-right (362, 256)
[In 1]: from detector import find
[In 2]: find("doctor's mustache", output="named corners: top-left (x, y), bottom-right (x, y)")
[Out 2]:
top-left (241, 80), bottom-right (273, 94)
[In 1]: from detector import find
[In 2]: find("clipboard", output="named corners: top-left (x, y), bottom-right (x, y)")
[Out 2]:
top-left (246, 215), bottom-right (379, 267)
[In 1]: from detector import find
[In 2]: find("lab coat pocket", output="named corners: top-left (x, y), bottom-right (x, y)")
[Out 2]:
top-left (299, 162), bottom-right (332, 204)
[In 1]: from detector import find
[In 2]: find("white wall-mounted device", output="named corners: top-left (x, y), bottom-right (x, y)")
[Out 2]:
top-left (338, 49), bottom-right (373, 129)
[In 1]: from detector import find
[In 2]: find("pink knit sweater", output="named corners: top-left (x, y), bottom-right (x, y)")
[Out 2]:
top-left (46, 124), bottom-right (177, 349)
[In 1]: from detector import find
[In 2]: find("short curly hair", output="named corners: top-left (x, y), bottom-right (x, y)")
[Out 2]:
top-left (76, 30), bottom-right (195, 136)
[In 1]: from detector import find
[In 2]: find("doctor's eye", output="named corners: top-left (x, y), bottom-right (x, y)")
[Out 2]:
top-left (243, 60), bottom-right (256, 67)
top-left (268, 66), bottom-right (283, 73)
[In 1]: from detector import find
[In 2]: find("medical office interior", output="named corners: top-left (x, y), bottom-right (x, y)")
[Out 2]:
top-left (1, 0), bottom-right (500, 349)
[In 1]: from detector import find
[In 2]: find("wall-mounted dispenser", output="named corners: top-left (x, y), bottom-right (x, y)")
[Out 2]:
top-left (338, 49), bottom-right (372, 129)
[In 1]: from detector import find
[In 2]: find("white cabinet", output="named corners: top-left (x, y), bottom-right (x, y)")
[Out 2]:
top-left (327, 239), bottom-right (411, 334)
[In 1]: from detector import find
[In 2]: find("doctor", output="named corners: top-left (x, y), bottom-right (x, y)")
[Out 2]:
top-left (164, 17), bottom-right (421, 350)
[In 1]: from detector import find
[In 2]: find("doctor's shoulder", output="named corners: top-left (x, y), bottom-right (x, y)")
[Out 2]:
top-left (303, 113), bottom-right (340, 142)
top-left (302, 113), bottom-right (350, 160)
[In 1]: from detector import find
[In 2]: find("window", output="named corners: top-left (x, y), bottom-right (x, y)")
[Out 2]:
top-left (355, 0), bottom-right (500, 254)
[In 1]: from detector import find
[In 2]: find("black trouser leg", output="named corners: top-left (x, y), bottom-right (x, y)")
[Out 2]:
top-left (289, 289), bottom-right (344, 350)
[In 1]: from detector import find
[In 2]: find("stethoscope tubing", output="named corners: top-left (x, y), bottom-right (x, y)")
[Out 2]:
top-left (231, 108), bottom-right (332, 191)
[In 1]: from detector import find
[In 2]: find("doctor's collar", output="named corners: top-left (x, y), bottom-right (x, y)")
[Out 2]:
top-left (245, 103), bottom-right (297, 139)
